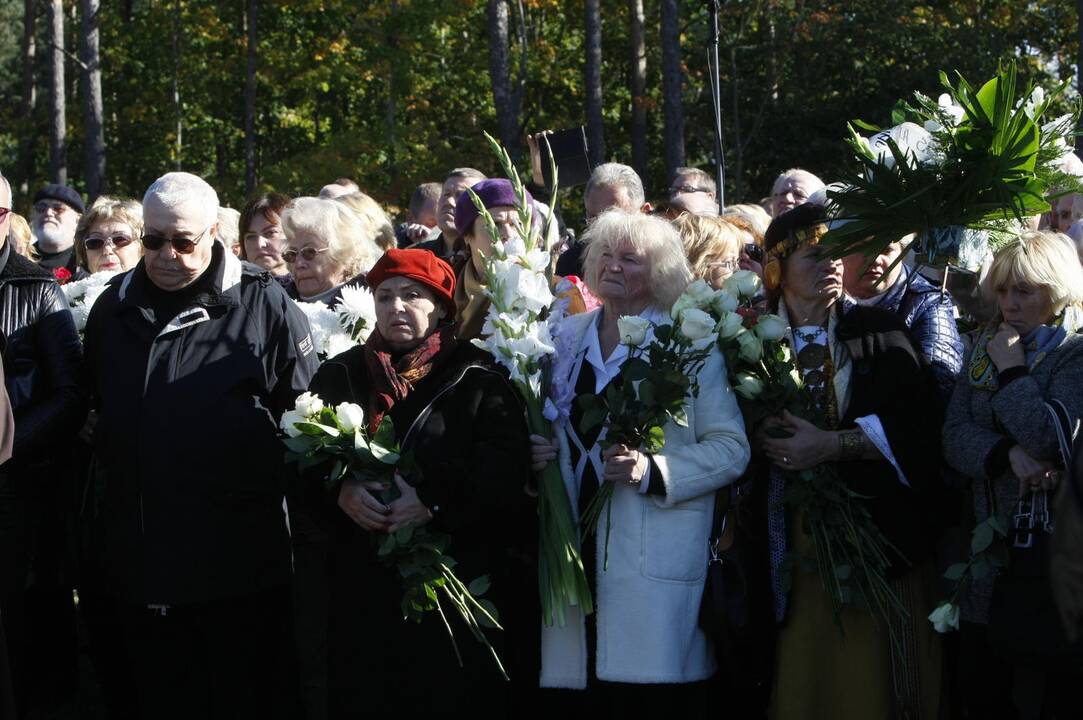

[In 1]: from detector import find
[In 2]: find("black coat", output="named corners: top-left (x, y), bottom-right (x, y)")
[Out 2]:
top-left (82, 245), bottom-right (318, 605)
top-left (303, 340), bottom-right (537, 715)
top-left (0, 241), bottom-right (84, 462)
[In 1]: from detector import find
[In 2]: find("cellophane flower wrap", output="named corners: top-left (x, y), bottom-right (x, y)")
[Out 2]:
top-left (280, 393), bottom-right (508, 678)
top-left (466, 132), bottom-right (592, 627)
top-left (64, 270), bottom-right (119, 334)
top-left (293, 285), bottom-right (377, 359)
top-left (575, 279), bottom-right (720, 568)
top-left (714, 270), bottom-right (911, 664)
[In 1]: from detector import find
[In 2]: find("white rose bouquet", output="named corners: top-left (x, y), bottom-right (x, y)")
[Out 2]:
top-left (281, 393), bottom-right (508, 678)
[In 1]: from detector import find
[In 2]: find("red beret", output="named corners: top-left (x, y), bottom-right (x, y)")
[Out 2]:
top-left (366, 248), bottom-right (457, 318)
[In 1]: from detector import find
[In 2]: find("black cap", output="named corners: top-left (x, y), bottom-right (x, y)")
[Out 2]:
top-left (33, 184), bottom-right (85, 214)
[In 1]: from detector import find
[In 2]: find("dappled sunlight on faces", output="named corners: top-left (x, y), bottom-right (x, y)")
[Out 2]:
top-left (596, 240), bottom-right (653, 305)
top-left (374, 276), bottom-right (447, 352)
top-left (705, 252), bottom-right (740, 289)
top-left (286, 228), bottom-right (347, 299)
top-left (842, 241), bottom-right (905, 299)
top-left (783, 244), bottom-right (844, 307)
top-left (142, 197), bottom-right (215, 291)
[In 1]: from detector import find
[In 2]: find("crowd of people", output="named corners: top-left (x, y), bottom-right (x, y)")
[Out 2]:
top-left (0, 149), bottom-right (1081, 720)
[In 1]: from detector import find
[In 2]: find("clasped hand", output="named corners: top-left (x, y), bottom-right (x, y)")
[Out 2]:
top-left (337, 472), bottom-right (432, 533)
top-left (987, 323), bottom-right (1025, 372)
top-left (529, 434), bottom-right (648, 485)
top-left (760, 410), bottom-right (836, 471)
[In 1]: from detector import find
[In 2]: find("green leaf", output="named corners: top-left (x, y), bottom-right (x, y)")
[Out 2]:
top-left (372, 417), bottom-right (398, 452)
top-left (476, 598), bottom-right (501, 628)
top-left (622, 358), bottom-right (652, 382)
top-left (944, 563), bottom-right (968, 581)
top-left (467, 575), bottom-right (491, 596)
top-left (971, 520), bottom-right (995, 554)
top-left (643, 425), bottom-right (666, 453)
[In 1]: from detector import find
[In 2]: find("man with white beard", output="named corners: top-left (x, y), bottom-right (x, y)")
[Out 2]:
top-left (30, 184), bottom-right (84, 278)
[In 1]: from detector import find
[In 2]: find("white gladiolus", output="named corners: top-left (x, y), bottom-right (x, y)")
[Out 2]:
top-left (928, 602), bottom-right (960, 634)
top-left (279, 409), bottom-right (305, 438)
top-left (711, 290), bottom-right (739, 316)
top-left (716, 311), bottom-right (745, 340)
top-left (335, 402), bottom-right (365, 432)
top-left (617, 316), bottom-right (651, 346)
top-left (679, 308), bottom-right (716, 341)
top-left (1023, 86), bottom-right (1045, 119)
top-left (938, 93), bottom-right (965, 126)
top-left (733, 372), bottom-right (765, 399)
top-left (512, 267), bottom-right (555, 313)
top-left (294, 392), bottom-right (324, 418)
top-left (723, 270), bottom-right (762, 299)
top-left (754, 314), bottom-right (788, 342)
top-left (736, 330), bottom-right (763, 363)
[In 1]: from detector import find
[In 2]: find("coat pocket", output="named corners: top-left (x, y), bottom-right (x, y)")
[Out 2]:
top-left (641, 500), bottom-right (709, 583)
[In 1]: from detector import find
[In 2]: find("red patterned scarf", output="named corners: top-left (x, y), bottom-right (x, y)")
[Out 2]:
top-left (363, 323), bottom-right (459, 434)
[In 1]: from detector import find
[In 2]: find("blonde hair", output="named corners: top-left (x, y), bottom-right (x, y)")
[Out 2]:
top-left (723, 203), bottom-right (771, 238)
top-left (280, 196), bottom-right (382, 278)
top-left (334, 192), bottom-right (397, 252)
top-left (74, 196), bottom-right (145, 271)
top-left (582, 210), bottom-right (692, 310)
top-left (983, 230), bottom-right (1083, 314)
top-left (216, 206), bottom-right (241, 250)
top-left (674, 213), bottom-right (742, 282)
top-left (8, 213), bottom-right (32, 259)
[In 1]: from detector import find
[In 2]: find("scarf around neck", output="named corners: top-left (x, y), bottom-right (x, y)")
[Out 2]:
top-left (968, 305), bottom-right (1083, 391)
top-left (363, 323), bottom-right (459, 434)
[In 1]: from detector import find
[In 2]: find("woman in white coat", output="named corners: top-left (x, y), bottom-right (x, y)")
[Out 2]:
top-left (530, 210), bottom-right (751, 712)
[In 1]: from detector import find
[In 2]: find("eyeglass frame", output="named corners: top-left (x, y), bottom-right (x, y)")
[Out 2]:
top-left (84, 233), bottom-right (136, 252)
top-left (33, 201), bottom-right (73, 216)
top-left (670, 184), bottom-right (713, 196)
top-left (141, 224), bottom-right (214, 255)
top-left (282, 245), bottom-right (331, 264)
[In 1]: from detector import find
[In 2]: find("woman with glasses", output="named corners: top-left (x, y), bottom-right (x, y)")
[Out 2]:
top-left (673, 213), bottom-right (743, 289)
top-left (73, 197), bottom-right (144, 275)
top-left (239, 192), bottom-right (292, 285)
top-left (280, 197), bottom-right (383, 303)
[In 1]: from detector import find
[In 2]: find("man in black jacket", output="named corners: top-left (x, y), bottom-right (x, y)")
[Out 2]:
top-left (83, 172), bottom-right (317, 719)
top-left (0, 171), bottom-right (84, 715)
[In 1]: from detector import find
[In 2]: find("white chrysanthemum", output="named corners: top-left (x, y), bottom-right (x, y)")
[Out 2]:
top-left (295, 300), bottom-right (344, 356)
top-left (334, 285), bottom-right (376, 342)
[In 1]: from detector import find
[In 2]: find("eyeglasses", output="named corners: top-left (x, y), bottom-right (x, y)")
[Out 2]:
top-left (33, 201), bottom-right (69, 216)
top-left (84, 234), bottom-right (135, 252)
top-left (283, 246), bottom-right (330, 264)
top-left (743, 243), bottom-right (764, 263)
top-left (141, 225), bottom-right (212, 255)
top-left (708, 259), bottom-right (740, 272)
top-left (671, 184), bottom-right (712, 196)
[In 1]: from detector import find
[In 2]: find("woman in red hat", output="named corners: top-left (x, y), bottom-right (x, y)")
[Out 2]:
top-left (298, 248), bottom-right (538, 717)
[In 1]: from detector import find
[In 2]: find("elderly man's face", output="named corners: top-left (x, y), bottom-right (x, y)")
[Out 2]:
top-left (142, 196), bottom-right (216, 291)
top-left (437, 175), bottom-right (482, 239)
top-left (771, 173), bottom-right (822, 217)
top-left (31, 200), bottom-right (80, 251)
top-left (1049, 193), bottom-right (1083, 232)
top-left (670, 192), bottom-right (719, 217)
top-left (585, 184), bottom-right (639, 223)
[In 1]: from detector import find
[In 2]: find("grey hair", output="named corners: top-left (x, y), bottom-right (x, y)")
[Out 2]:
top-left (672, 167), bottom-right (716, 196)
top-left (770, 168), bottom-right (825, 196)
top-left (281, 196), bottom-right (382, 277)
top-left (585, 163), bottom-right (645, 208)
top-left (143, 172), bottom-right (220, 226)
top-left (216, 207), bottom-right (241, 249)
top-left (445, 167), bottom-right (487, 184)
top-left (0, 172), bottom-right (10, 207)
top-left (581, 209), bottom-right (692, 310)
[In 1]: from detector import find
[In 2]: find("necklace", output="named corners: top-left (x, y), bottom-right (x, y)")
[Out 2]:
top-left (794, 325), bottom-right (828, 370)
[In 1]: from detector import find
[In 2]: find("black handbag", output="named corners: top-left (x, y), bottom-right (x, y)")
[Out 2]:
top-left (987, 399), bottom-right (1083, 671)
top-left (698, 484), bottom-right (750, 639)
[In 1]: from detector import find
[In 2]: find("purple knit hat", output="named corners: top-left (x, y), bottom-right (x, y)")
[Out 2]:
top-left (453, 178), bottom-right (534, 237)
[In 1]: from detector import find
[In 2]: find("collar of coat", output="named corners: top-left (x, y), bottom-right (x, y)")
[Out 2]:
top-left (0, 241), bottom-right (59, 284)
top-left (116, 240), bottom-right (244, 308)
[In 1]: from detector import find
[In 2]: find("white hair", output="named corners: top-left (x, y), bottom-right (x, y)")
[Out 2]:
top-left (143, 172), bottom-right (220, 226)
top-left (216, 207), bottom-right (241, 248)
top-left (586, 163), bottom-right (645, 208)
top-left (280, 196), bottom-right (382, 277)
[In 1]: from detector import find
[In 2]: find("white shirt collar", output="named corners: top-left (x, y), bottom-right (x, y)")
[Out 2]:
top-left (582, 305), bottom-right (668, 394)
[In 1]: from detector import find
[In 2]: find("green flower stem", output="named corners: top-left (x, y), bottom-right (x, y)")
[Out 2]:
top-left (434, 598), bottom-right (464, 668)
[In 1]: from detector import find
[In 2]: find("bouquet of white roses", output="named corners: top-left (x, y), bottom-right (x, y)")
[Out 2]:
top-left (281, 393), bottom-right (507, 678)
top-left (64, 270), bottom-right (119, 333)
top-left (293, 285), bottom-right (377, 360)
top-left (466, 132), bottom-right (593, 628)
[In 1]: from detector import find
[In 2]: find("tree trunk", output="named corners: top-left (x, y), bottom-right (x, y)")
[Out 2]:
top-left (244, 0), bottom-right (258, 195)
top-left (660, 0), bottom-right (685, 179)
top-left (628, 0), bottom-right (646, 178)
top-left (487, 0), bottom-right (520, 162)
top-left (46, 0), bottom-right (66, 185)
top-left (1078, 0), bottom-right (1083, 161)
top-left (172, 0), bottom-right (182, 169)
top-left (385, 0), bottom-right (400, 178)
top-left (18, 0), bottom-right (37, 195)
top-left (584, 0), bottom-right (604, 166)
top-left (80, 0), bottom-right (105, 200)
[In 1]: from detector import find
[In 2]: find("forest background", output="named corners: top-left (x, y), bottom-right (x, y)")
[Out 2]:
top-left (0, 0), bottom-right (1079, 224)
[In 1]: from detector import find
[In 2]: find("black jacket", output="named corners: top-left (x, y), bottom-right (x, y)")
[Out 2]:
top-left (83, 244), bottom-right (318, 605)
top-left (0, 241), bottom-right (84, 462)
top-left (304, 340), bottom-right (537, 713)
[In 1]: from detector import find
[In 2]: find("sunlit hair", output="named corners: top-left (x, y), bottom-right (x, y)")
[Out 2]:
top-left (673, 213), bottom-right (742, 282)
top-left (982, 230), bottom-right (1083, 314)
top-left (280, 196), bottom-right (382, 278)
top-left (585, 163), bottom-right (645, 208)
top-left (722, 203), bottom-right (771, 239)
top-left (582, 209), bottom-right (692, 310)
top-left (334, 192), bottom-right (397, 252)
top-left (74, 196), bottom-right (145, 270)
top-left (770, 168), bottom-right (824, 198)
top-left (143, 172), bottom-right (219, 226)
top-left (216, 207), bottom-right (240, 250)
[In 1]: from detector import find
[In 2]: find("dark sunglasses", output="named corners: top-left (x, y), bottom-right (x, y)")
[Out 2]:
top-left (33, 201), bottom-right (69, 215)
top-left (743, 243), bottom-right (764, 263)
top-left (84, 234), bottom-right (135, 251)
top-left (141, 225), bottom-right (211, 255)
top-left (0, 208), bottom-right (9, 224)
top-left (282, 246), bottom-right (330, 264)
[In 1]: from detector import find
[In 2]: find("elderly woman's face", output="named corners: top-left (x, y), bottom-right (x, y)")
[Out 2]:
top-left (704, 250), bottom-right (740, 289)
top-left (782, 243), bottom-right (844, 307)
top-left (842, 241), bottom-right (905, 299)
top-left (596, 239), bottom-right (652, 304)
top-left (243, 212), bottom-right (288, 275)
top-left (996, 280), bottom-right (1054, 337)
top-left (85, 218), bottom-right (142, 274)
top-left (466, 205), bottom-right (521, 275)
top-left (286, 228), bottom-right (346, 299)
top-left (374, 276), bottom-right (446, 351)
